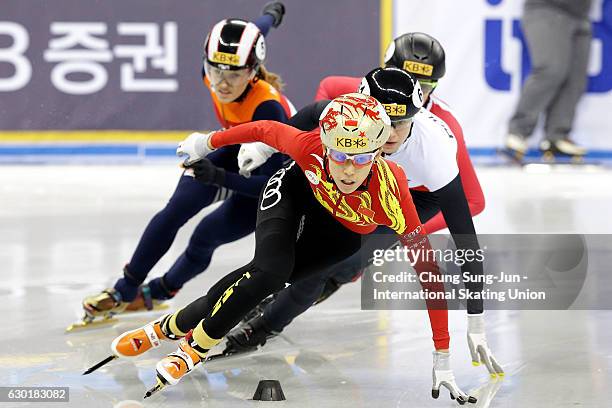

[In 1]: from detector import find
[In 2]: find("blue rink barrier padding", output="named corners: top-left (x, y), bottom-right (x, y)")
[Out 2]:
top-left (0, 144), bottom-right (177, 163)
top-left (0, 145), bottom-right (139, 155)
top-left (1, 144), bottom-right (612, 165)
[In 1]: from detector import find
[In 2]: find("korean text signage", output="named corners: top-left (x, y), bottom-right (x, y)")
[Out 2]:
top-left (0, 1), bottom-right (378, 131)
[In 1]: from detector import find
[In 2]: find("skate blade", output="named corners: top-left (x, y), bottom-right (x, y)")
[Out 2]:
top-left (144, 377), bottom-right (167, 399)
top-left (205, 351), bottom-right (237, 362)
top-left (65, 316), bottom-right (118, 333)
top-left (83, 355), bottom-right (118, 375)
top-left (205, 345), bottom-right (256, 362)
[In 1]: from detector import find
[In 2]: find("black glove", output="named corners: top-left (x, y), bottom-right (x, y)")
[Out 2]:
top-left (186, 158), bottom-right (226, 186)
top-left (262, 1), bottom-right (285, 28)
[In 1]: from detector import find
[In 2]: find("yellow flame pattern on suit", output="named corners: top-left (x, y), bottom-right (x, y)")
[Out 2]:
top-left (309, 164), bottom-right (374, 226)
top-left (375, 159), bottom-right (407, 234)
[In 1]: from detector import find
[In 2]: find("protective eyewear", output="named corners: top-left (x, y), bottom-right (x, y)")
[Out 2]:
top-left (327, 148), bottom-right (378, 167)
top-left (391, 119), bottom-right (412, 130)
top-left (418, 79), bottom-right (438, 92)
top-left (204, 61), bottom-right (251, 86)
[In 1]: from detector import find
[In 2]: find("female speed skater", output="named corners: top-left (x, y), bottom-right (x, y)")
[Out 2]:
top-left (73, 3), bottom-right (293, 330)
top-left (226, 33), bottom-right (503, 379)
top-left (87, 92), bottom-right (477, 404)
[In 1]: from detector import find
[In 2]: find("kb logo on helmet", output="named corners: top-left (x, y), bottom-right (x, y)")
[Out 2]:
top-left (211, 51), bottom-right (240, 66)
top-left (383, 103), bottom-right (407, 117)
top-left (403, 61), bottom-right (433, 77)
top-left (335, 137), bottom-right (368, 149)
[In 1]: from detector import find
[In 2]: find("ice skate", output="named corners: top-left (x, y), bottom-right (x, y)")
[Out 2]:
top-left (83, 314), bottom-right (177, 375)
top-left (540, 138), bottom-right (587, 163)
top-left (124, 284), bottom-right (171, 313)
top-left (144, 336), bottom-right (203, 398)
top-left (208, 315), bottom-right (278, 360)
top-left (67, 285), bottom-right (170, 333)
top-left (66, 288), bottom-right (129, 332)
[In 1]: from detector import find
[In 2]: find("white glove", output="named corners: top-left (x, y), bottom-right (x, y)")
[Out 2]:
top-left (467, 314), bottom-right (504, 377)
top-left (237, 142), bottom-right (278, 178)
top-left (176, 131), bottom-right (215, 165)
top-left (432, 351), bottom-right (477, 405)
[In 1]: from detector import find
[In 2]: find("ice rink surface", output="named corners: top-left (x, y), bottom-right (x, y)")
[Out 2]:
top-left (2, 163), bottom-right (612, 407)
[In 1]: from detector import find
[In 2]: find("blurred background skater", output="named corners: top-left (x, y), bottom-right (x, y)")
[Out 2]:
top-left (75, 2), bottom-right (292, 330)
top-left (505, 0), bottom-right (593, 161)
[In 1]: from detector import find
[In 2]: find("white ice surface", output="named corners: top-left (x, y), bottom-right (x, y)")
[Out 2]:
top-left (1, 164), bottom-right (611, 407)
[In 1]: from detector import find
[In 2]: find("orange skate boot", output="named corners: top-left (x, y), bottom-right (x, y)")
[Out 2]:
top-left (145, 334), bottom-right (204, 398)
top-left (83, 314), bottom-right (179, 375)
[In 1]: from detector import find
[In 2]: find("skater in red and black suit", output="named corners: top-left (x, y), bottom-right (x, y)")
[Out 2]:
top-left (100, 92), bottom-right (477, 404)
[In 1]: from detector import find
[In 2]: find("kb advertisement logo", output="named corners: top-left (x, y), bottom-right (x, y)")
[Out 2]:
top-left (484, 0), bottom-right (612, 93)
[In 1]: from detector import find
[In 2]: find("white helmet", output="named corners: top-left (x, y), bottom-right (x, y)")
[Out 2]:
top-left (318, 93), bottom-right (391, 154)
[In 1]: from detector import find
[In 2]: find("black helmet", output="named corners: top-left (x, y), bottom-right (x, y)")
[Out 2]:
top-left (358, 67), bottom-right (424, 122)
top-left (384, 32), bottom-right (446, 80)
top-left (204, 19), bottom-right (266, 71)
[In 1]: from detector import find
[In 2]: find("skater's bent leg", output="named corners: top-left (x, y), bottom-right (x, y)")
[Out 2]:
top-left (200, 218), bottom-right (296, 338)
top-left (164, 217), bottom-right (299, 353)
top-left (153, 195), bottom-right (257, 298)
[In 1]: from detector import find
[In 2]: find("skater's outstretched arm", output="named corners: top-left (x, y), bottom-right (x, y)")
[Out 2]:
top-left (212, 121), bottom-right (316, 160)
top-left (424, 103), bottom-right (503, 376)
top-left (433, 174), bottom-right (484, 314)
top-left (235, 100), bottom-right (329, 176)
top-left (391, 163), bottom-right (477, 404)
top-left (177, 121), bottom-right (318, 167)
top-left (381, 162), bottom-right (450, 351)
top-left (254, 1), bottom-right (286, 35)
top-left (186, 101), bottom-right (289, 197)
